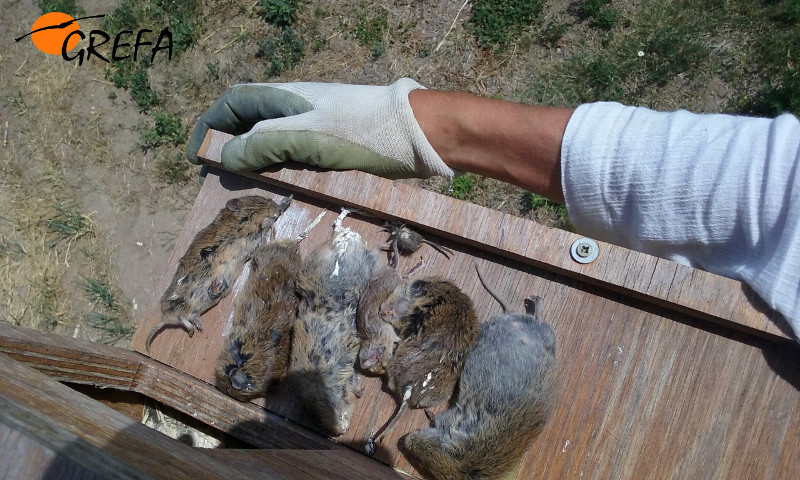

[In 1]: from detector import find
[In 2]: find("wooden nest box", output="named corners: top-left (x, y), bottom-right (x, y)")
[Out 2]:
top-left (1, 130), bottom-right (798, 479)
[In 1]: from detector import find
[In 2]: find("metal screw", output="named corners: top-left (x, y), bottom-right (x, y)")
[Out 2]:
top-left (570, 238), bottom-right (599, 264)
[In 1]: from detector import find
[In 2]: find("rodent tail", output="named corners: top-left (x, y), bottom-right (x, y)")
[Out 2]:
top-left (475, 263), bottom-right (512, 313)
top-left (366, 386), bottom-right (412, 456)
top-left (144, 321), bottom-right (167, 356)
top-left (296, 209), bottom-right (327, 242)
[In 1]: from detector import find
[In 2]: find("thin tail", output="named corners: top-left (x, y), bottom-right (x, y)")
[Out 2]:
top-left (296, 209), bottom-right (327, 242)
top-left (365, 385), bottom-right (411, 456)
top-left (475, 263), bottom-right (512, 313)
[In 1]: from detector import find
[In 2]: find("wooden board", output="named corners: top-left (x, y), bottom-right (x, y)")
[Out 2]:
top-left (128, 130), bottom-right (799, 479)
top-left (0, 350), bottom-right (406, 480)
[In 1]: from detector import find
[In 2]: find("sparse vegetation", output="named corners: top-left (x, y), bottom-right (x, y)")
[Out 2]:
top-left (140, 110), bottom-right (188, 149)
top-left (580, 0), bottom-right (618, 30)
top-left (257, 28), bottom-right (305, 77)
top-left (157, 152), bottom-right (193, 184)
top-left (525, 194), bottom-right (573, 231)
top-left (349, 6), bottom-right (388, 58)
top-left (447, 174), bottom-right (477, 200)
top-left (470, 0), bottom-right (545, 48)
top-left (258, 0), bottom-right (302, 29)
top-left (82, 277), bottom-right (134, 344)
top-left (36, 0), bottom-right (83, 16)
top-left (82, 277), bottom-right (118, 311)
top-left (46, 205), bottom-right (94, 248)
top-left (86, 312), bottom-right (136, 345)
top-left (8, 0), bottom-right (799, 351)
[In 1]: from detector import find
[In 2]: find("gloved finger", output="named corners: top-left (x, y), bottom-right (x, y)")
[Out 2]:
top-left (220, 129), bottom-right (416, 179)
top-left (186, 84), bottom-right (314, 164)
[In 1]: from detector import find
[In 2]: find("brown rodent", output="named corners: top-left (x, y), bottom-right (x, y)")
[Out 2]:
top-left (215, 238), bottom-right (300, 402)
top-left (287, 210), bottom-right (379, 436)
top-left (383, 221), bottom-right (453, 259)
top-left (146, 195), bottom-right (291, 355)
top-left (366, 278), bottom-right (480, 454)
top-left (401, 266), bottom-right (558, 480)
top-left (357, 255), bottom-right (424, 375)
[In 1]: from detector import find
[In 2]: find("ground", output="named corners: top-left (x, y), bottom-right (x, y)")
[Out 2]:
top-left (0, 0), bottom-right (795, 346)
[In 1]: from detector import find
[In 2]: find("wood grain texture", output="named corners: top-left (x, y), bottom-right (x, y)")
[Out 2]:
top-left (122, 129), bottom-right (799, 479)
top-left (0, 351), bottom-right (404, 480)
top-left (196, 130), bottom-right (794, 342)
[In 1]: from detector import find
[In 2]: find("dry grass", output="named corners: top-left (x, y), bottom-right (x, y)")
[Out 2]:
top-left (1, 55), bottom-right (135, 345)
top-left (4, 0), bottom-right (795, 345)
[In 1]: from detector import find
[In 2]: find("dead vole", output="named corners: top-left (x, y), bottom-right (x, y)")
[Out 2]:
top-left (401, 266), bottom-right (558, 480)
top-left (146, 195), bottom-right (291, 355)
top-left (366, 277), bottom-right (480, 454)
top-left (383, 221), bottom-right (453, 259)
top-left (215, 211), bottom-right (326, 401)
top-left (357, 254), bottom-right (424, 375)
top-left (287, 209), bottom-right (379, 436)
top-left (215, 239), bottom-right (300, 401)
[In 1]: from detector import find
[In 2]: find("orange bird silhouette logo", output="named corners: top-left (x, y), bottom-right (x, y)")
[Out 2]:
top-left (16, 12), bottom-right (104, 55)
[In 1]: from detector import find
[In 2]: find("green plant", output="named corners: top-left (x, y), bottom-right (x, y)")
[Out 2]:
top-left (581, 0), bottom-right (618, 30)
top-left (86, 312), bottom-right (135, 344)
top-left (206, 60), bottom-right (220, 80)
top-left (258, 0), bottom-right (302, 29)
top-left (526, 193), bottom-right (573, 231)
top-left (448, 174), bottom-right (476, 200)
top-left (29, 273), bottom-right (63, 331)
top-left (82, 277), bottom-right (117, 311)
top-left (638, 26), bottom-right (707, 87)
top-left (156, 152), bottom-right (192, 184)
top-left (10, 91), bottom-right (27, 116)
top-left (36, 0), bottom-right (83, 15)
top-left (140, 110), bottom-right (187, 149)
top-left (350, 7), bottom-right (388, 57)
top-left (257, 28), bottom-right (305, 77)
top-left (311, 37), bottom-right (328, 53)
top-left (106, 60), bottom-right (159, 112)
top-left (731, 0), bottom-right (800, 116)
top-left (46, 205), bottom-right (94, 247)
top-left (538, 19), bottom-right (568, 48)
top-left (470, 0), bottom-right (545, 48)
top-left (0, 236), bottom-right (25, 258)
top-left (102, 0), bottom-right (200, 55)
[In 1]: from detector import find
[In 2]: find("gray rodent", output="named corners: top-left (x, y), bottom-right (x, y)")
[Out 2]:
top-left (401, 265), bottom-right (558, 480)
top-left (215, 238), bottom-right (300, 402)
top-left (366, 277), bottom-right (480, 453)
top-left (287, 209), bottom-right (380, 436)
top-left (146, 195), bottom-right (291, 355)
top-left (356, 254), bottom-right (424, 375)
top-left (383, 221), bottom-right (453, 259)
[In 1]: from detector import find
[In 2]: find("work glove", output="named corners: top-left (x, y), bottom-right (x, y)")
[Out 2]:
top-left (186, 78), bottom-right (454, 179)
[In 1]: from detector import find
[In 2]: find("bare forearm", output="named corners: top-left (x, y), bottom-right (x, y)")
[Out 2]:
top-left (409, 89), bottom-right (574, 203)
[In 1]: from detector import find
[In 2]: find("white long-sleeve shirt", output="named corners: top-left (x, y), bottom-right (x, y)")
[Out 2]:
top-left (562, 102), bottom-right (800, 340)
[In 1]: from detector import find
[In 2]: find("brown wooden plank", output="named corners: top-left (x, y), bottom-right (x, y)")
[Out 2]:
top-left (127, 131), bottom-right (800, 480)
top-left (196, 129), bottom-right (793, 342)
top-left (0, 352), bottom-right (404, 480)
top-left (67, 385), bottom-right (147, 423)
top-left (0, 423), bottom-right (99, 480)
top-left (0, 322), bottom-right (399, 457)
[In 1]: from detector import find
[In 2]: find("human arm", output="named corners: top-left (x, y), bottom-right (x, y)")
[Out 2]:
top-left (561, 102), bottom-right (800, 338)
top-left (407, 89), bottom-right (573, 203)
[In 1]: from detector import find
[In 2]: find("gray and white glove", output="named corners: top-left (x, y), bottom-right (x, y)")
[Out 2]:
top-left (186, 78), bottom-right (454, 179)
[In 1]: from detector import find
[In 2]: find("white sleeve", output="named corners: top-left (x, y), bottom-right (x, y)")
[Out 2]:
top-left (561, 102), bottom-right (800, 340)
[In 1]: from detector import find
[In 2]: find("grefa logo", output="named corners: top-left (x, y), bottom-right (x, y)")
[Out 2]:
top-left (15, 11), bottom-right (172, 66)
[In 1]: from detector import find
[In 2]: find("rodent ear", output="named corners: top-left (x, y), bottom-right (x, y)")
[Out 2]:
top-left (226, 198), bottom-right (240, 212)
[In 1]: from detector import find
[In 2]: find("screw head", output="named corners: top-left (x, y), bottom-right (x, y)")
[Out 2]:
top-left (570, 238), bottom-right (599, 264)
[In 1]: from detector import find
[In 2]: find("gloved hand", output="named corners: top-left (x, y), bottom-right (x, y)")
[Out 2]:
top-left (186, 78), bottom-right (454, 179)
